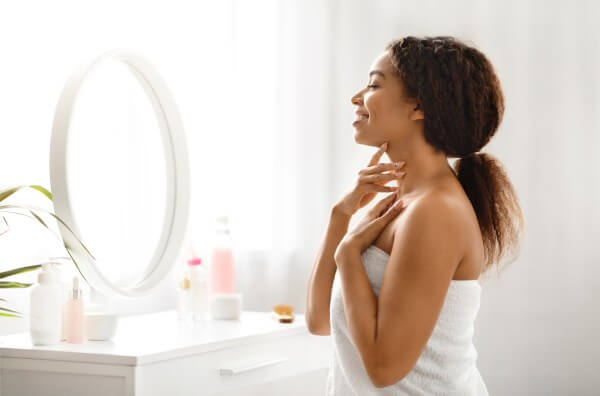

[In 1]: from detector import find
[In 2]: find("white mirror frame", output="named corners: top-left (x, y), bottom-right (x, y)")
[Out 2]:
top-left (49, 49), bottom-right (190, 298)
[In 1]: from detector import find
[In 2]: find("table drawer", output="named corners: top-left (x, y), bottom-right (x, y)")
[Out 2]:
top-left (137, 332), bottom-right (332, 396)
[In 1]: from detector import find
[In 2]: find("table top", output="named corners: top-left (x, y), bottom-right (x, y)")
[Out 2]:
top-left (0, 310), bottom-right (308, 366)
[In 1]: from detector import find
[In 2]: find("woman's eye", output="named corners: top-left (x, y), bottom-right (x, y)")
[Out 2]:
top-left (367, 84), bottom-right (378, 89)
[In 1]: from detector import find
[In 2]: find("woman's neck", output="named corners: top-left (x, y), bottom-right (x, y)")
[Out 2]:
top-left (384, 141), bottom-right (455, 198)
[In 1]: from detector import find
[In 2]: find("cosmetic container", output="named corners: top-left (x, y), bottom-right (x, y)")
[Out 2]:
top-left (64, 276), bottom-right (85, 343)
top-left (30, 264), bottom-right (63, 346)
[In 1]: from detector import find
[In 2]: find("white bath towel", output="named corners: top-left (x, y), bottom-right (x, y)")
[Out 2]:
top-left (326, 244), bottom-right (489, 395)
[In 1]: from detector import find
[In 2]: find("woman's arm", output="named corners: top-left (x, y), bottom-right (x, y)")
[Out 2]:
top-left (306, 142), bottom-right (404, 335)
top-left (334, 194), bottom-right (464, 387)
top-left (305, 204), bottom-right (351, 335)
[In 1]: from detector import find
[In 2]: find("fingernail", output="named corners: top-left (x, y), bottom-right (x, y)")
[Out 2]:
top-left (393, 200), bottom-right (404, 210)
top-left (380, 142), bottom-right (388, 150)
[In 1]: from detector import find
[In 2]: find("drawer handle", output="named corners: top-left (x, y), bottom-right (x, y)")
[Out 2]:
top-left (219, 357), bottom-right (288, 376)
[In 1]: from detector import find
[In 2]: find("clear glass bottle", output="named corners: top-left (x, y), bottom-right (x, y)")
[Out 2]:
top-left (208, 216), bottom-right (236, 295)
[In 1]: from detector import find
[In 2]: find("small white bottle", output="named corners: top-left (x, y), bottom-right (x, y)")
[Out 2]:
top-left (188, 257), bottom-right (208, 322)
top-left (30, 264), bottom-right (63, 346)
top-left (64, 276), bottom-right (85, 343)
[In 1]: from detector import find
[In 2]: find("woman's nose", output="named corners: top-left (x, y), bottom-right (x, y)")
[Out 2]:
top-left (351, 91), bottom-right (363, 105)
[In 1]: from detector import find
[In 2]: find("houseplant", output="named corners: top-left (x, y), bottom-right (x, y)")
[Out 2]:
top-left (0, 185), bottom-right (93, 318)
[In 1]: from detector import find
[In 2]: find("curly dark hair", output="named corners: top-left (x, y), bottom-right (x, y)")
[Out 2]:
top-left (386, 36), bottom-right (524, 274)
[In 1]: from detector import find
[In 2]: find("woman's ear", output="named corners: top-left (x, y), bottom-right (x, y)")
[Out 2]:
top-left (410, 102), bottom-right (424, 121)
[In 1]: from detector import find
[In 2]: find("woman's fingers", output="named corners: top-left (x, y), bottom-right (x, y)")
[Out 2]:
top-left (368, 191), bottom-right (398, 215)
top-left (359, 161), bottom-right (405, 176)
top-left (356, 182), bottom-right (397, 195)
top-left (367, 142), bottom-right (388, 167)
top-left (383, 198), bottom-right (406, 218)
top-left (375, 193), bottom-right (406, 218)
top-left (375, 199), bottom-right (405, 227)
top-left (359, 172), bottom-right (406, 184)
top-left (370, 184), bottom-right (399, 193)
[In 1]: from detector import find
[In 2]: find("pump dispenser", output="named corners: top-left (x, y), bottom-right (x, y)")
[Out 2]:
top-left (64, 276), bottom-right (85, 343)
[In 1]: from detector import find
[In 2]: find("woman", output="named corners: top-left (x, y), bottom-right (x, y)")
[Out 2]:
top-left (306, 36), bottom-right (524, 395)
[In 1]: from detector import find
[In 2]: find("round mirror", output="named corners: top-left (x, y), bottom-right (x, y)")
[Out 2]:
top-left (49, 49), bottom-right (190, 298)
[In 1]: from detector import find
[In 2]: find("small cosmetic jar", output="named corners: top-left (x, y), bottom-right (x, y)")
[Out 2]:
top-left (85, 312), bottom-right (118, 341)
top-left (209, 293), bottom-right (243, 320)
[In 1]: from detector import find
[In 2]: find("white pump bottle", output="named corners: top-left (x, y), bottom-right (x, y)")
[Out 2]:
top-left (30, 263), bottom-right (63, 345)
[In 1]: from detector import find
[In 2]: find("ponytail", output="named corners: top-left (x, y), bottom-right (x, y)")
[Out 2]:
top-left (454, 152), bottom-right (524, 274)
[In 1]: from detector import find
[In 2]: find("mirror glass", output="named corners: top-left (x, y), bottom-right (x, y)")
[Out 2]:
top-left (66, 58), bottom-right (167, 288)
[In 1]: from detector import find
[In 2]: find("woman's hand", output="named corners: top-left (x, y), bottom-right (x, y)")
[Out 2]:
top-left (335, 191), bottom-right (407, 260)
top-left (333, 142), bottom-right (406, 217)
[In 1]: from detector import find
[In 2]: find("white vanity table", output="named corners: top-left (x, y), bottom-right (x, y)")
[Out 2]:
top-left (0, 310), bottom-right (331, 395)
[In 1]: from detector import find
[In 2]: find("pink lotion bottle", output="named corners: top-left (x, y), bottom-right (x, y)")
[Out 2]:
top-left (209, 216), bottom-right (236, 294)
top-left (64, 276), bottom-right (85, 343)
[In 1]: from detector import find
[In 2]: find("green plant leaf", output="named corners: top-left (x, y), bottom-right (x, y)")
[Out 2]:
top-left (0, 204), bottom-right (96, 261)
top-left (0, 209), bottom-right (89, 288)
top-left (0, 216), bottom-right (7, 236)
top-left (0, 306), bottom-right (21, 314)
top-left (0, 264), bottom-right (42, 279)
top-left (0, 185), bottom-right (53, 203)
top-left (0, 312), bottom-right (21, 318)
top-left (64, 242), bottom-right (88, 284)
top-left (0, 281), bottom-right (32, 288)
top-left (0, 208), bottom-right (90, 287)
top-left (0, 210), bottom-right (62, 243)
top-left (28, 209), bottom-right (48, 228)
top-left (0, 187), bottom-right (20, 202)
top-left (28, 185), bottom-right (53, 201)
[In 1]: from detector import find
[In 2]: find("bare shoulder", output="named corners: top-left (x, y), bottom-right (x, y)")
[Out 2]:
top-left (392, 184), bottom-right (484, 279)
top-left (374, 181), bottom-right (483, 278)
top-left (389, 187), bottom-right (473, 261)
top-left (396, 189), bottom-right (467, 235)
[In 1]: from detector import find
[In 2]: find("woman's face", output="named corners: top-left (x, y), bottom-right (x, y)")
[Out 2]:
top-left (351, 51), bottom-right (422, 147)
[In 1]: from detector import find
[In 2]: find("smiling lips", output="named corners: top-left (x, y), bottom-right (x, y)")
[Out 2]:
top-left (354, 110), bottom-right (369, 124)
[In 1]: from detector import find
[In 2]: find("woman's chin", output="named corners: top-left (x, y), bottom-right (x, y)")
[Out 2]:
top-left (352, 129), bottom-right (362, 144)
top-left (353, 133), bottom-right (373, 147)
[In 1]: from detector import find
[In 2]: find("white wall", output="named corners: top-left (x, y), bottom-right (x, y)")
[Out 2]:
top-left (329, 0), bottom-right (600, 394)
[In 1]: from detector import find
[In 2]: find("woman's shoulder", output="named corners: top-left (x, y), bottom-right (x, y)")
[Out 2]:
top-left (401, 184), bottom-right (466, 219)
top-left (393, 184), bottom-right (474, 245)
top-left (399, 184), bottom-right (484, 277)
top-left (376, 180), bottom-right (477, 256)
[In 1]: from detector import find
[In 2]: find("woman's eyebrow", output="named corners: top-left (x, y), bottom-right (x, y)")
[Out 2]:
top-left (369, 70), bottom-right (386, 79)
